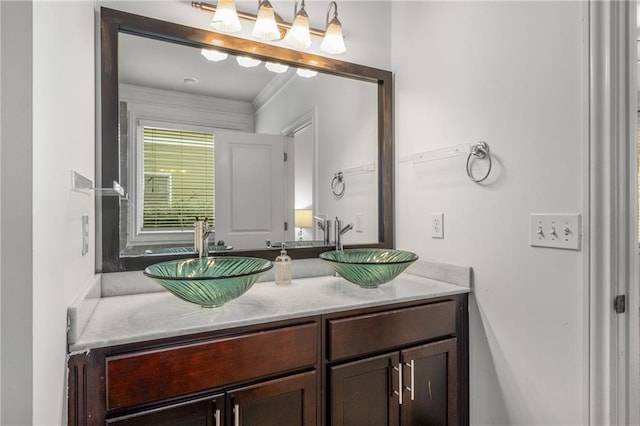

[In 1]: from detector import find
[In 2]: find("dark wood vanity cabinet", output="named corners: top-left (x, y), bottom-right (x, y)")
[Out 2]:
top-left (326, 300), bottom-right (466, 426)
top-left (68, 295), bottom-right (468, 426)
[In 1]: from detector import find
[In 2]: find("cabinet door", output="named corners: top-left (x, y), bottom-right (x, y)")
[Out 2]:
top-left (401, 338), bottom-right (458, 426)
top-left (228, 370), bottom-right (317, 426)
top-left (106, 394), bottom-right (224, 426)
top-left (330, 352), bottom-right (400, 426)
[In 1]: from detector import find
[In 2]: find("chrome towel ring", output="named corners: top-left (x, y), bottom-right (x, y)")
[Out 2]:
top-left (331, 172), bottom-right (345, 198)
top-left (466, 141), bottom-right (492, 183)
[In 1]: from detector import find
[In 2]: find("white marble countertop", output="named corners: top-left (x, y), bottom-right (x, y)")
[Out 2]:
top-left (69, 271), bottom-right (470, 352)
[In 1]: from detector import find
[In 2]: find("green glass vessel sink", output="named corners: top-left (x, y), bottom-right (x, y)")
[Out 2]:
top-left (144, 256), bottom-right (273, 308)
top-left (320, 249), bottom-right (419, 288)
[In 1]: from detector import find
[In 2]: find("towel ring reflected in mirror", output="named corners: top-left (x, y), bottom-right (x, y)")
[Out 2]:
top-left (331, 172), bottom-right (345, 197)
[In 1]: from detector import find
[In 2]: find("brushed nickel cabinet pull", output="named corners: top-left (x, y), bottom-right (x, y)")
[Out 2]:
top-left (393, 364), bottom-right (403, 405)
top-left (214, 408), bottom-right (221, 426)
top-left (233, 404), bottom-right (240, 426)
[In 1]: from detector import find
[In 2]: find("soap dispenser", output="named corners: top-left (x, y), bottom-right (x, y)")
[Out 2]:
top-left (274, 245), bottom-right (292, 286)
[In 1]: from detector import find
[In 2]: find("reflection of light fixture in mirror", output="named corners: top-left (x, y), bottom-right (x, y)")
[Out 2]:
top-left (252, 0), bottom-right (280, 41)
top-left (201, 48), bottom-right (228, 62)
top-left (211, 0), bottom-right (242, 33)
top-left (237, 56), bottom-right (262, 67)
top-left (294, 209), bottom-right (313, 241)
top-left (296, 68), bottom-right (318, 78)
top-left (265, 62), bottom-right (289, 73)
top-left (182, 76), bottom-right (199, 86)
top-left (285, 0), bottom-right (311, 50)
top-left (320, 2), bottom-right (346, 54)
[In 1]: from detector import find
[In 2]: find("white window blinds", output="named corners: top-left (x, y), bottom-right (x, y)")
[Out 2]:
top-left (142, 126), bottom-right (214, 229)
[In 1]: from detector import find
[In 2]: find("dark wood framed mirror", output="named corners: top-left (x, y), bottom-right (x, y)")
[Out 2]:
top-left (99, 7), bottom-right (393, 272)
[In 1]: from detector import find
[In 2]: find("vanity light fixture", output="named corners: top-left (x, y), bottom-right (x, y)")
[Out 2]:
top-left (192, 1), bottom-right (347, 54)
top-left (296, 68), bottom-right (318, 78)
top-left (285, 0), bottom-right (312, 49)
top-left (236, 56), bottom-right (262, 67)
top-left (210, 0), bottom-right (242, 33)
top-left (252, 0), bottom-right (280, 41)
top-left (265, 62), bottom-right (289, 73)
top-left (320, 1), bottom-right (346, 54)
top-left (201, 48), bottom-right (228, 62)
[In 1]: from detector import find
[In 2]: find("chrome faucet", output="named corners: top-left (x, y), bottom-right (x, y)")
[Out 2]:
top-left (334, 217), bottom-right (354, 251)
top-left (194, 219), bottom-right (214, 258)
top-left (315, 216), bottom-right (332, 246)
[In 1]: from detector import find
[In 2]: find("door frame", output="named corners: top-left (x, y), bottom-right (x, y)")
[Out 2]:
top-left (588, 1), bottom-right (639, 424)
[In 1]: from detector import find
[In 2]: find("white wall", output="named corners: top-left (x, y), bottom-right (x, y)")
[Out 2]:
top-left (32, 2), bottom-right (97, 424)
top-left (1, 2), bottom-right (33, 424)
top-left (392, 1), bottom-right (587, 424)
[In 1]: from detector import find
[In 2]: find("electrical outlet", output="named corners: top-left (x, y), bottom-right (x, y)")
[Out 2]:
top-left (355, 213), bottom-right (363, 233)
top-left (432, 213), bottom-right (444, 239)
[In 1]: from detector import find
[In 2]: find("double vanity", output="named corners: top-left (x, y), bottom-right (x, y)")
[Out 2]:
top-left (67, 259), bottom-right (470, 425)
top-left (74, 6), bottom-right (472, 425)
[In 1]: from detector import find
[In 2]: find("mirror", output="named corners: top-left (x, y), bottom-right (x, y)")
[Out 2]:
top-left (100, 7), bottom-right (393, 272)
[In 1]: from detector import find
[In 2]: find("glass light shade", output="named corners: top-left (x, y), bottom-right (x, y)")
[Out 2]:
top-left (201, 48), bottom-right (229, 62)
top-left (265, 62), bottom-right (289, 73)
top-left (236, 56), bottom-right (262, 67)
top-left (320, 17), bottom-right (346, 54)
top-left (211, 0), bottom-right (242, 33)
top-left (284, 10), bottom-right (311, 49)
top-left (252, 1), bottom-right (280, 41)
top-left (296, 68), bottom-right (317, 78)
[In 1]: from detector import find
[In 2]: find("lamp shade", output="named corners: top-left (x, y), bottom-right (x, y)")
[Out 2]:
top-left (320, 16), bottom-right (346, 54)
top-left (236, 56), bottom-right (262, 67)
top-left (265, 62), bottom-right (289, 73)
top-left (296, 68), bottom-right (317, 78)
top-left (201, 49), bottom-right (229, 62)
top-left (211, 0), bottom-right (242, 33)
top-left (294, 209), bottom-right (313, 228)
top-left (285, 8), bottom-right (311, 49)
top-left (252, 0), bottom-right (280, 41)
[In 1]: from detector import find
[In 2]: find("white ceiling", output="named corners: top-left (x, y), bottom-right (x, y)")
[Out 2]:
top-left (118, 32), bottom-right (281, 103)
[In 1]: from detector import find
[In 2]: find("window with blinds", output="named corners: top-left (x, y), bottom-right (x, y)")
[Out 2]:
top-left (142, 126), bottom-right (214, 230)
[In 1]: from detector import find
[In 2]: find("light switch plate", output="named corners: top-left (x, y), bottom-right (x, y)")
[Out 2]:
top-left (355, 213), bottom-right (363, 233)
top-left (82, 215), bottom-right (89, 256)
top-left (432, 213), bottom-right (444, 239)
top-left (530, 214), bottom-right (581, 250)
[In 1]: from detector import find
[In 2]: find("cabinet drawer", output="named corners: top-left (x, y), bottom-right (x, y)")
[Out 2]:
top-left (106, 322), bottom-right (318, 410)
top-left (328, 301), bottom-right (456, 361)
